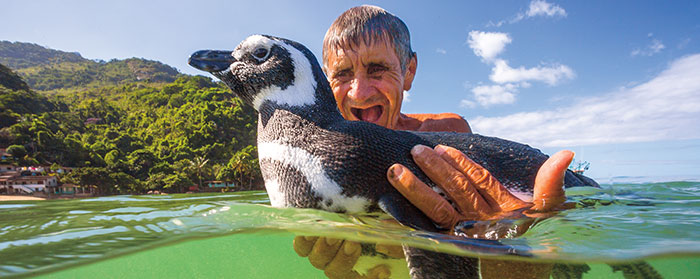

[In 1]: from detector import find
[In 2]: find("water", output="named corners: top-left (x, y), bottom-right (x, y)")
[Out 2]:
top-left (1, 182), bottom-right (699, 278)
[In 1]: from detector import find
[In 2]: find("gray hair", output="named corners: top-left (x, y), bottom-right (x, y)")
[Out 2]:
top-left (323, 5), bottom-right (415, 73)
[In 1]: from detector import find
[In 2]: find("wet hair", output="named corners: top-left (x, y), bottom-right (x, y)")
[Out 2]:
top-left (323, 5), bottom-right (415, 73)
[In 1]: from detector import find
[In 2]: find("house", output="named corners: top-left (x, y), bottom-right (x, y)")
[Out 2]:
top-left (201, 181), bottom-right (235, 192)
top-left (0, 165), bottom-right (93, 197)
top-left (206, 181), bottom-right (235, 188)
top-left (84, 118), bottom-right (102, 125)
top-left (52, 166), bottom-right (74, 174)
top-left (0, 164), bottom-right (16, 173)
top-left (47, 183), bottom-right (96, 196)
top-left (0, 175), bottom-right (13, 193)
top-left (0, 148), bottom-right (11, 161)
top-left (19, 166), bottom-right (45, 173)
top-left (0, 175), bottom-right (57, 194)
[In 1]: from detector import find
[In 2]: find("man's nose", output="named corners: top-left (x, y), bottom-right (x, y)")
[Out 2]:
top-left (347, 75), bottom-right (375, 103)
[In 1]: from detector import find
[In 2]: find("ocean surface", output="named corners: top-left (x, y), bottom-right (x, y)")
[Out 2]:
top-left (1, 181), bottom-right (699, 278)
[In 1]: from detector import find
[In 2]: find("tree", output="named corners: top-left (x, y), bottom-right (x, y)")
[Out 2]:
top-left (63, 167), bottom-right (114, 195)
top-left (6, 144), bottom-right (26, 159)
top-left (188, 156), bottom-right (209, 191)
top-left (109, 172), bottom-right (143, 194)
top-left (163, 173), bottom-right (193, 193)
top-left (228, 145), bottom-right (259, 190)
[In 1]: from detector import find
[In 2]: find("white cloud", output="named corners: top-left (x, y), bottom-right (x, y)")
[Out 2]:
top-left (436, 48), bottom-right (447, 54)
top-left (470, 84), bottom-right (518, 106)
top-left (464, 31), bottom-right (574, 106)
top-left (460, 99), bottom-right (477, 108)
top-left (403, 91), bottom-right (411, 103)
top-left (526, 0), bottom-right (567, 18)
top-left (632, 34), bottom-right (665, 57)
top-left (505, 0), bottom-right (567, 25)
top-left (467, 31), bottom-right (511, 61)
top-left (470, 54), bottom-right (700, 147)
top-left (490, 59), bottom-right (575, 85)
top-left (631, 38), bottom-right (665, 57)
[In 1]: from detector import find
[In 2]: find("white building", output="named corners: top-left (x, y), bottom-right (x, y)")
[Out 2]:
top-left (0, 175), bottom-right (58, 194)
top-left (0, 164), bottom-right (16, 173)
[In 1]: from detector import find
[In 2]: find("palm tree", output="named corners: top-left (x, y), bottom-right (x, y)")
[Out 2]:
top-left (229, 152), bottom-right (249, 189)
top-left (189, 156), bottom-right (209, 190)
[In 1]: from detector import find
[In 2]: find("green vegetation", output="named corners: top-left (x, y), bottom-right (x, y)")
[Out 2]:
top-left (1, 41), bottom-right (182, 91)
top-left (0, 42), bottom-right (262, 194)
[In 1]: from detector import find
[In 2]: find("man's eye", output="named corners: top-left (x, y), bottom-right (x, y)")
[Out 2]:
top-left (334, 70), bottom-right (352, 80)
top-left (368, 65), bottom-right (387, 76)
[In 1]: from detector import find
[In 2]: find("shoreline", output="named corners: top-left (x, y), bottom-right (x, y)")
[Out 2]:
top-left (0, 195), bottom-right (47, 201)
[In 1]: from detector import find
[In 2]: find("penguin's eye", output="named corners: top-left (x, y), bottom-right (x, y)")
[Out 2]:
top-left (252, 48), bottom-right (269, 61)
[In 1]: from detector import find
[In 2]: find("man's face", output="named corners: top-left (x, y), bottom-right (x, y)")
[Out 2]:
top-left (325, 40), bottom-right (416, 129)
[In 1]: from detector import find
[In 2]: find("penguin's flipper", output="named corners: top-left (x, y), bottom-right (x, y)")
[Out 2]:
top-left (378, 192), bottom-right (439, 232)
top-left (403, 246), bottom-right (479, 279)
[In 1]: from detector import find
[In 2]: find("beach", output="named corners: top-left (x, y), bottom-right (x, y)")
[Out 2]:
top-left (0, 195), bottom-right (46, 201)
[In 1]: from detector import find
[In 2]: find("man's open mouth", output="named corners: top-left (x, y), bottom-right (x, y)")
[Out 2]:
top-left (351, 105), bottom-right (383, 123)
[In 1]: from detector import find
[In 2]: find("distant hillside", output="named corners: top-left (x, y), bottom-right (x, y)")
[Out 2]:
top-left (0, 63), bottom-right (63, 128)
top-left (0, 42), bottom-right (262, 194)
top-left (0, 41), bottom-right (183, 91)
top-left (0, 63), bottom-right (30, 91)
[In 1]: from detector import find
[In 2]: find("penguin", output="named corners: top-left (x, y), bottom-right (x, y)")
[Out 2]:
top-left (188, 35), bottom-right (599, 279)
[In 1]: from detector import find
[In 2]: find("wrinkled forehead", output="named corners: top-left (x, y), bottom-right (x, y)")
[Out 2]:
top-left (234, 35), bottom-right (276, 60)
top-left (324, 36), bottom-right (394, 62)
top-left (325, 37), bottom-right (396, 65)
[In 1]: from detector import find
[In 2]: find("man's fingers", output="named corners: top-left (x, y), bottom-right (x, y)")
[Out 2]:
top-left (363, 264), bottom-right (391, 279)
top-left (308, 237), bottom-right (344, 270)
top-left (531, 150), bottom-right (574, 211)
top-left (410, 145), bottom-right (493, 218)
top-left (434, 145), bottom-right (529, 212)
top-left (387, 163), bottom-right (462, 228)
top-left (323, 241), bottom-right (362, 279)
top-left (376, 243), bottom-right (405, 259)
top-left (293, 235), bottom-right (318, 257)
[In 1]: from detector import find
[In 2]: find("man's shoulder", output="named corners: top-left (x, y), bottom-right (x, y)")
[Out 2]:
top-left (401, 113), bottom-right (471, 133)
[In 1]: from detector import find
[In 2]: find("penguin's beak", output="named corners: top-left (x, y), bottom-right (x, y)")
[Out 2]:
top-left (188, 50), bottom-right (235, 73)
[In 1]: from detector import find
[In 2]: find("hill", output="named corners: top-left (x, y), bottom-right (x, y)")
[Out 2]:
top-left (0, 42), bottom-right (261, 194)
top-left (0, 63), bottom-right (63, 127)
top-left (0, 63), bottom-right (30, 91)
top-left (0, 41), bottom-right (183, 91)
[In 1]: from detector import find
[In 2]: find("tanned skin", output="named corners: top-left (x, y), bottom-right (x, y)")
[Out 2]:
top-left (399, 113), bottom-right (472, 133)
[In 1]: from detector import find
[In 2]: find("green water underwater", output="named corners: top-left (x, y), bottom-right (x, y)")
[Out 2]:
top-left (1, 182), bottom-right (699, 278)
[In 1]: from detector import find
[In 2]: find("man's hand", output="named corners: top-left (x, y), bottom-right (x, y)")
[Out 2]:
top-left (387, 145), bottom-right (573, 279)
top-left (387, 144), bottom-right (574, 229)
top-left (292, 236), bottom-right (393, 279)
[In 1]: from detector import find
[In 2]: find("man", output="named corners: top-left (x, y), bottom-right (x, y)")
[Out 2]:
top-left (294, 5), bottom-right (571, 279)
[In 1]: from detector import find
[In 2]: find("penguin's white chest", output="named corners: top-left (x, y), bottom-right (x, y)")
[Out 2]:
top-left (257, 141), bottom-right (370, 213)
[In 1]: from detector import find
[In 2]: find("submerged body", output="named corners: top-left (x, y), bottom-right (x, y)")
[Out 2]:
top-left (189, 35), bottom-right (598, 278)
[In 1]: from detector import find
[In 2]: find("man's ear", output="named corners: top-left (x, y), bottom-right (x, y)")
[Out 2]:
top-left (403, 53), bottom-right (418, 91)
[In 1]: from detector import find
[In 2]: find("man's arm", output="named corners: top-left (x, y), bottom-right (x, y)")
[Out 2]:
top-left (398, 113), bottom-right (471, 133)
top-left (294, 115), bottom-right (572, 279)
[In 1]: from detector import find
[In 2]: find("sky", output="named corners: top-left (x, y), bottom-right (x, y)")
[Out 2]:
top-left (2, 0), bottom-right (700, 182)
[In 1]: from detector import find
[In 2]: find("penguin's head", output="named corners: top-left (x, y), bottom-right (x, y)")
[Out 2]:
top-left (189, 35), bottom-right (329, 111)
